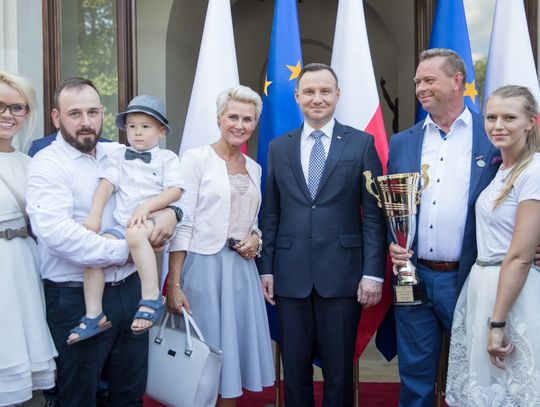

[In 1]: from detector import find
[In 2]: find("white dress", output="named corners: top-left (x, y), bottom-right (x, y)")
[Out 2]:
top-left (446, 154), bottom-right (540, 406)
top-left (0, 151), bottom-right (57, 407)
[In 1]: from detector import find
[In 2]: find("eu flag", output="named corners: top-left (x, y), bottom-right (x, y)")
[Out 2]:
top-left (257, 0), bottom-right (303, 342)
top-left (416, 0), bottom-right (479, 122)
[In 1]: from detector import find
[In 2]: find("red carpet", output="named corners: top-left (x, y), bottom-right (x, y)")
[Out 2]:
top-left (144, 381), bottom-right (404, 406)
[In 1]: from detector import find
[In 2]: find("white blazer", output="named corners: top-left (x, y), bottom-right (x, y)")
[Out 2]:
top-left (168, 145), bottom-right (262, 255)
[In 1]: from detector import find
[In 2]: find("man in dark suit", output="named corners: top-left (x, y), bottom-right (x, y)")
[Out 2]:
top-left (259, 63), bottom-right (387, 406)
top-left (388, 49), bottom-right (500, 407)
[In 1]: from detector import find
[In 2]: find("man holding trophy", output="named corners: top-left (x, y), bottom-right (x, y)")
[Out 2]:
top-left (387, 49), bottom-right (501, 407)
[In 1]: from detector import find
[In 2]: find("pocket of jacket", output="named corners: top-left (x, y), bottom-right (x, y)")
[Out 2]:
top-left (339, 234), bottom-right (362, 248)
top-left (336, 159), bottom-right (357, 167)
top-left (276, 236), bottom-right (292, 248)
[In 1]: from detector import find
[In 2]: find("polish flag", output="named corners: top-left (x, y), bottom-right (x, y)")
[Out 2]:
top-left (163, 0), bottom-right (239, 292)
top-left (483, 0), bottom-right (540, 110)
top-left (178, 0), bottom-right (239, 158)
top-left (330, 0), bottom-right (391, 359)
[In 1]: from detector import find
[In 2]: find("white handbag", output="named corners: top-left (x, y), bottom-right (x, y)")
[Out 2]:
top-left (146, 310), bottom-right (223, 407)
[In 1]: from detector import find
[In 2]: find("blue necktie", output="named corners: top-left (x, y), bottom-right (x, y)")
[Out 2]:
top-left (308, 130), bottom-right (326, 199)
top-left (125, 149), bottom-right (151, 163)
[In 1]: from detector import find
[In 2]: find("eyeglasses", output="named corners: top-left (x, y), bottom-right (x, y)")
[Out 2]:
top-left (0, 102), bottom-right (30, 117)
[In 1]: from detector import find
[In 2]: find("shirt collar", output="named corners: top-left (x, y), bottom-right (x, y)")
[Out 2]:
top-left (55, 131), bottom-right (111, 162)
top-left (126, 144), bottom-right (160, 155)
top-left (55, 131), bottom-right (86, 160)
top-left (302, 118), bottom-right (335, 141)
top-left (422, 107), bottom-right (472, 134)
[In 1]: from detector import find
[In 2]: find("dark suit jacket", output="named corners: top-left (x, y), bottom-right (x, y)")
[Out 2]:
top-left (28, 134), bottom-right (57, 157)
top-left (28, 134), bottom-right (112, 157)
top-left (259, 120), bottom-right (387, 298)
top-left (387, 111), bottom-right (500, 289)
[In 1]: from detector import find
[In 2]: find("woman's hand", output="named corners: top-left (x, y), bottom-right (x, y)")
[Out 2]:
top-left (166, 283), bottom-right (191, 315)
top-left (235, 234), bottom-right (260, 260)
top-left (487, 328), bottom-right (514, 369)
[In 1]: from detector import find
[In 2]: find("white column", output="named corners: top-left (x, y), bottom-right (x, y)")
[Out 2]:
top-left (0, 0), bottom-right (44, 152)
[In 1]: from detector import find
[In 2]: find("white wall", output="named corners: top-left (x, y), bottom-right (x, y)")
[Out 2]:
top-left (0, 0), bottom-right (43, 152)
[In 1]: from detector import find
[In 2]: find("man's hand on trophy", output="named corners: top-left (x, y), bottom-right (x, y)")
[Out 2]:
top-left (389, 242), bottom-right (413, 275)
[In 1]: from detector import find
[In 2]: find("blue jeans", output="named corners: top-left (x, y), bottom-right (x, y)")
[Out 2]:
top-left (395, 263), bottom-right (459, 407)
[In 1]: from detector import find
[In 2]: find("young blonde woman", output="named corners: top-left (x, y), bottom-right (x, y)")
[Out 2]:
top-left (0, 72), bottom-right (57, 406)
top-left (446, 85), bottom-right (540, 406)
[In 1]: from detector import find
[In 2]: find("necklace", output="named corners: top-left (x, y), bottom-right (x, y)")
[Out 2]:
top-left (213, 146), bottom-right (244, 166)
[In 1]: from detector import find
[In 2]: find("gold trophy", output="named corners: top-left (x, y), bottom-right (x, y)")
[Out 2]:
top-left (364, 164), bottom-right (429, 306)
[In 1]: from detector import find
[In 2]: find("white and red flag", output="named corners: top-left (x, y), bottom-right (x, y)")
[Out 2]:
top-left (331, 0), bottom-right (388, 171)
top-left (330, 0), bottom-right (391, 359)
top-left (162, 0), bottom-right (239, 291)
top-left (178, 0), bottom-right (239, 158)
top-left (483, 0), bottom-right (540, 110)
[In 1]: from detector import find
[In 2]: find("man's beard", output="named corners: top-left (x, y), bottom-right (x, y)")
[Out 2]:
top-left (59, 122), bottom-right (101, 153)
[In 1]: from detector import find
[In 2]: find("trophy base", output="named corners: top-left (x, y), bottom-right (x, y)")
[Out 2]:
top-left (393, 281), bottom-right (427, 306)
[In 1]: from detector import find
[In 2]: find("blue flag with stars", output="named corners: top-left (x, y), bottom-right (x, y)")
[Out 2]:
top-left (416, 0), bottom-right (479, 122)
top-left (257, 0), bottom-right (303, 342)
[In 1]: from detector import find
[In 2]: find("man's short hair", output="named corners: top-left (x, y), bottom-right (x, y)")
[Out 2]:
top-left (53, 77), bottom-right (101, 109)
top-left (419, 48), bottom-right (467, 87)
top-left (296, 63), bottom-right (339, 89)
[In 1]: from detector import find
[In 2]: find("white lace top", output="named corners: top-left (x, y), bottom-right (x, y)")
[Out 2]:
top-left (226, 173), bottom-right (259, 240)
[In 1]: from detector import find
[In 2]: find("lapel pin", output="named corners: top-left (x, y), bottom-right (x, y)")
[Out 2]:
top-left (337, 135), bottom-right (342, 140)
top-left (475, 155), bottom-right (486, 168)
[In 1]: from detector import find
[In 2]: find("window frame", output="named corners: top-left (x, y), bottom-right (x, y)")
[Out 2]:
top-left (42, 0), bottom-right (137, 144)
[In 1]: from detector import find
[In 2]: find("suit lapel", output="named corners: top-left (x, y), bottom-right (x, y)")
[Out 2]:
top-left (286, 128), bottom-right (312, 202)
top-left (315, 121), bottom-right (348, 198)
top-left (468, 112), bottom-right (494, 203)
top-left (408, 122), bottom-right (425, 172)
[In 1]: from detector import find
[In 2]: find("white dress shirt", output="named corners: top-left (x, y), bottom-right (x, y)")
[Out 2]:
top-left (26, 134), bottom-right (133, 282)
top-left (417, 108), bottom-right (473, 261)
top-left (168, 145), bottom-right (261, 255)
top-left (300, 120), bottom-right (335, 182)
top-left (103, 144), bottom-right (183, 226)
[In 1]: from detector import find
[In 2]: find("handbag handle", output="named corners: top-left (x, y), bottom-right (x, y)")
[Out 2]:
top-left (154, 309), bottom-right (207, 357)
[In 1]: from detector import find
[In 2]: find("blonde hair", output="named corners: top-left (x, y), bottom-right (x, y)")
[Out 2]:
top-left (216, 85), bottom-right (263, 121)
top-left (0, 71), bottom-right (37, 149)
top-left (487, 85), bottom-right (540, 208)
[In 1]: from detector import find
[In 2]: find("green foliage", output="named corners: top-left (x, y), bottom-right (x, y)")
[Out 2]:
top-left (75, 0), bottom-right (119, 140)
top-left (474, 56), bottom-right (487, 107)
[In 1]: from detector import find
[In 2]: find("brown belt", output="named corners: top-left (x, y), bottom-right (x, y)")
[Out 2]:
top-left (0, 226), bottom-right (29, 240)
top-left (418, 258), bottom-right (459, 272)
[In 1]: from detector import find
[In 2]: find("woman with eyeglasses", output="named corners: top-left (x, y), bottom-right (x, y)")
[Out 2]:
top-left (0, 71), bottom-right (57, 406)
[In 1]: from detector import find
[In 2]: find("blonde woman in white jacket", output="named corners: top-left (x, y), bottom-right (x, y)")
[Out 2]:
top-left (166, 85), bottom-right (274, 407)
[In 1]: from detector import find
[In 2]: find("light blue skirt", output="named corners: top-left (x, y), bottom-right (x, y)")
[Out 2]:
top-left (181, 246), bottom-right (275, 398)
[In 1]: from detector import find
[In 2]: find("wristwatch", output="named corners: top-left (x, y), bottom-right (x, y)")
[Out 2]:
top-left (487, 317), bottom-right (506, 329)
top-left (167, 205), bottom-right (183, 223)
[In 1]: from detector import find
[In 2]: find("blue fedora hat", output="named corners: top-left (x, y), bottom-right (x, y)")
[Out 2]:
top-left (116, 95), bottom-right (172, 136)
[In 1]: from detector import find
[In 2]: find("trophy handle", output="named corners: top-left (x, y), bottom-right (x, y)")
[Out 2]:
top-left (363, 171), bottom-right (382, 208)
top-left (416, 164), bottom-right (430, 204)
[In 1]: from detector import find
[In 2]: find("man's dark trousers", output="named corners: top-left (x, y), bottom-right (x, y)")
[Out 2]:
top-left (44, 272), bottom-right (148, 407)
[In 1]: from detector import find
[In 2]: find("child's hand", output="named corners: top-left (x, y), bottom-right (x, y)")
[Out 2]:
top-left (128, 204), bottom-right (151, 228)
top-left (84, 214), bottom-right (101, 232)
